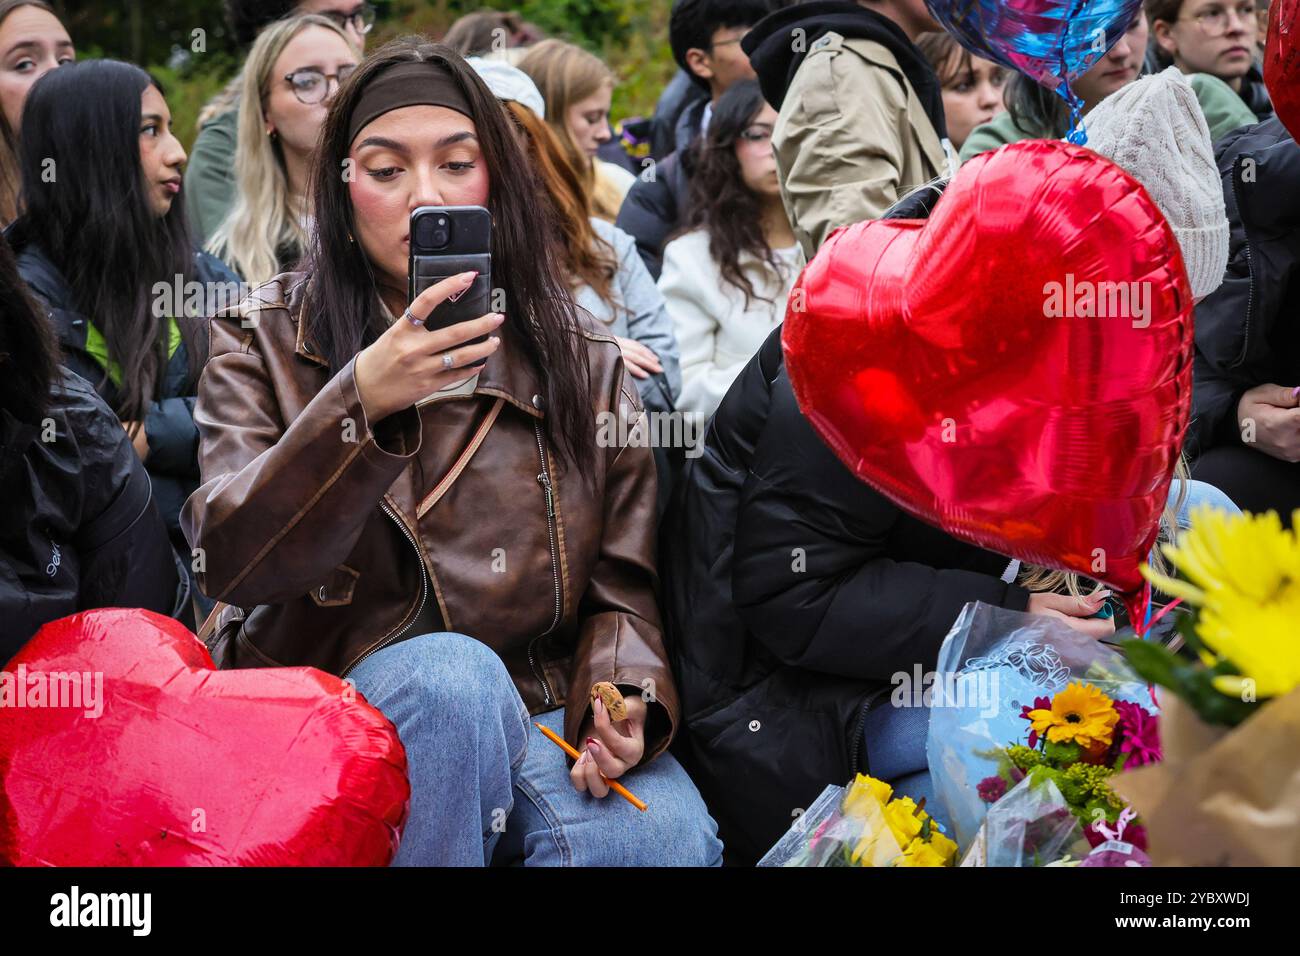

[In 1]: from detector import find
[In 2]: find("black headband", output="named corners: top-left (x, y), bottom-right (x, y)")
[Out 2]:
top-left (347, 59), bottom-right (474, 146)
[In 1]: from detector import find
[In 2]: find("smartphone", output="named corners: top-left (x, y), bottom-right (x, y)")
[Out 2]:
top-left (408, 206), bottom-right (493, 354)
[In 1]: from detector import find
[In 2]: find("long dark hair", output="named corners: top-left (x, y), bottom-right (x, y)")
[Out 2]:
top-left (0, 230), bottom-right (57, 424)
top-left (13, 59), bottom-right (195, 425)
top-left (304, 37), bottom-right (594, 473)
top-left (682, 79), bottom-right (786, 309)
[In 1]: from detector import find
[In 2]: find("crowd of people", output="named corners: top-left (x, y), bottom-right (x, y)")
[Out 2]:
top-left (0, 0), bottom-right (1295, 867)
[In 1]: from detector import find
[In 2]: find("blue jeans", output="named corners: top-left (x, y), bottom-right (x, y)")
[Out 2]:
top-left (1170, 477), bottom-right (1240, 528)
top-left (349, 631), bottom-right (723, 867)
top-left (861, 701), bottom-right (948, 834)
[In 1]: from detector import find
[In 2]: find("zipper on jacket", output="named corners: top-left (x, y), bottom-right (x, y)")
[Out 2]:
top-left (528, 420), bottom-right (561, 706)
top-left (342, 500), bottom-right (429, 678)
top-left (1230, 165), bottom-right (1255, 367)
top-left (848, 685), bottom-right (892, 774)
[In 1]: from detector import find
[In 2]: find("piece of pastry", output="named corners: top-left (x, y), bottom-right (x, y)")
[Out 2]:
top-left (590, 681), bottom-right (627, 721)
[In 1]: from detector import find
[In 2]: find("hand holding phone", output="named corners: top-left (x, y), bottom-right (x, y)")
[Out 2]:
top-left (354, 273), bottom-right (504, 420)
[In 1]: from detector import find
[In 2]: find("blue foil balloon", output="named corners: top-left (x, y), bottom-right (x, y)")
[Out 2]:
top-left (925, 0), bottom-right (1144, 143)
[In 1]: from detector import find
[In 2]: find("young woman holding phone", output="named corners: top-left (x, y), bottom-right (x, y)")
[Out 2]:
top-left (183, 37), bottom-right (721, 867)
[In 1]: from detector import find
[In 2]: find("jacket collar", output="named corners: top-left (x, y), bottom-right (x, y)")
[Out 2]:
top-left (286, 272), bottom-right (545, 419)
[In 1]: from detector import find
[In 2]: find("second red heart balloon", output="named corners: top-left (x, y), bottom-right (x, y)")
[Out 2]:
top-left (783, 139), bottom-right (1194, 616)
top-left (1265, 0), bottom-right (1300, 142)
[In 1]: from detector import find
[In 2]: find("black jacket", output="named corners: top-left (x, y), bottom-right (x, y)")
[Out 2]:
top-left (1237, 63), bottom-right (1274, 121)
top-left (649, 69), bottom-right (708, 161)
top-left (661, 322), bottom-right (1029, 864)
top-left (7, 236), bottom-right (237, 548)
top-left (1, 370), bottom-right (184, 662)
top-left (1189, 116), bottom-right (1300, 458)
top-left (614, 96), bottom-right (705, 280)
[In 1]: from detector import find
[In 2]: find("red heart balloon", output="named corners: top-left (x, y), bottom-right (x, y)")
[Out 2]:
top-left (0, 609), bottom-right (409, 865)
top-left (783, 140), bottom-right (1193, 613)
top-left (1265, 0), bottom-right (1300, 142)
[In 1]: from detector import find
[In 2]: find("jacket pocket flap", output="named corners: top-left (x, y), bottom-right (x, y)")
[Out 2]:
top-left (310, 563), bottom-right (360, 607)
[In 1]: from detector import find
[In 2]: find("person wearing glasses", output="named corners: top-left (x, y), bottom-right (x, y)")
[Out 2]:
top-left (185, 1), bottom-right (375, 247)
top-left (615, 0), bottom-right (780, 279)
top-left (1148, 0), bottom-right (1273, 119)
top-left (658, 80), bottom-right (797, 419)
top-left (208, 15), bottom-right (359, 285)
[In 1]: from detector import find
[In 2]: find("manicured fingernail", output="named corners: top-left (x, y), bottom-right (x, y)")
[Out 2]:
top-left (1292, 386), bottom-right (1300, 399)
top-left (460, 270), bottom-right (478, 283)
top-left (489, 335), bottom-right (500, 346)
top-left (587, 740), bottom-right (600, 754)
top-left (586, 736), bottom-right (597, 747)
top-left (593, 696), bottom-right (604, 715)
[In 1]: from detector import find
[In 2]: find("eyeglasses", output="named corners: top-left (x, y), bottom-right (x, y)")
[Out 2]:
top-left (319, 2), bottom-right (376, 36)
top-left (1180, 2), bottom-right (1257, 36)
top-left (284, 65), bottom-right (357, 104)
top-left (708, 30), bottom-right (749, 51)
top-left (737, 125), bottom-right (773, 147)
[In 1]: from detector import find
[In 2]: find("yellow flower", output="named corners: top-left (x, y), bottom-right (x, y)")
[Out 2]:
top-left (1026, 682), bottom-right (1118, 749)
top-left (1143, 506), bottom-right (1300, 699)
top-left (895, 834), bottom-right (956, 867)
top-left (882, 797), bottom-right (924, 848)
top-left (842, 773), bottom-right (893, 819)
top-left (928, 828), bottom-right (959, 864)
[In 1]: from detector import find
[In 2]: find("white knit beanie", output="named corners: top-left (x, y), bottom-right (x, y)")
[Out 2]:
top-left (1085, 67), bottom-right (1229, 300)
top-left (467, 56), bottom-right (546, 120)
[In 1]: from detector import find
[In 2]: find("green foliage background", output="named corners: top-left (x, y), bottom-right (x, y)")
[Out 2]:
top-left (50, 0), bottom-right (673, 149)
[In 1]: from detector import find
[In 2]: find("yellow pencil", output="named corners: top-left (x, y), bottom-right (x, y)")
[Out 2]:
top-left (533, 722), bottom-right (648, 812)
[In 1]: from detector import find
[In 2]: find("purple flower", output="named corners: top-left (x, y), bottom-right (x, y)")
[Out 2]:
top-left (1113, 700), bottom-right (1162, 768)
top-left (1019, 695), bottom-right (1052, 748)
top-left (977, 775), bottom-right (1007, 803)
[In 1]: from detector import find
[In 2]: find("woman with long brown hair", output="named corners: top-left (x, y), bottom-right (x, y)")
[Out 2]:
top-left (183, 37), bottom-right (721, 867)
top-left (517, 38), bottom-right (633, 222)
top-left (658, 79), bottom-right (798, 418)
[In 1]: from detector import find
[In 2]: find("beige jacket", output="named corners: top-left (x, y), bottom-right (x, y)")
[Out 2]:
top-left (773, 31), bottom-right (954, 261)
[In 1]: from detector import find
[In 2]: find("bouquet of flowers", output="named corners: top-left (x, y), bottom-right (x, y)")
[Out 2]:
top-left (757, 774), bottom-right (959, 867)
top-left (926, 602), bottom-right (1155, 848)
top-left (975, 682), bottom-right (1159, 853)
top-left (1113, 506), bottom-right (1300, 865)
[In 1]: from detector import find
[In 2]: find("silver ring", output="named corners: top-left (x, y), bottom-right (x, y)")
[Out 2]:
top-left (442, 352), bottom-right (455, 370)
top-left (402, 308), bottom-right (422, 327)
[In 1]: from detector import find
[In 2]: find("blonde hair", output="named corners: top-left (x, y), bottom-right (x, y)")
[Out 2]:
top-left (517, 39), bottom-right (616, 215)
top-left (208, 14), bottom-right (356, 285)
top-left (1018, 456), bottom-right (1191, 598)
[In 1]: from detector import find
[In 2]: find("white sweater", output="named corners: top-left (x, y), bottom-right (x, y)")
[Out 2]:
top-left (658, 229), bottom-right (800, 418)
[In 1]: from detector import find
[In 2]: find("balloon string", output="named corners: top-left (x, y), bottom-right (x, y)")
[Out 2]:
top-left (1065, 93), bottom-right (1087, 145)
top-left (1146, 597), bottom-right (1184, 633)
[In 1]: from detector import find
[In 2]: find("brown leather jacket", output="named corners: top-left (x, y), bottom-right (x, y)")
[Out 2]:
top-left (182, 272), bottom-right (677, 760)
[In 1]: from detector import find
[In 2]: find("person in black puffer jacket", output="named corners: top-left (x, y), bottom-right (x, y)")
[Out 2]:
top-left (1188, 115), bottom-right (1300, 523)
top-left (661, 186), bottom-right (1123, 865)
top-left (0, 232), bottom-right (183, 664)
top-left (5, 60), bottom-right (243, 629)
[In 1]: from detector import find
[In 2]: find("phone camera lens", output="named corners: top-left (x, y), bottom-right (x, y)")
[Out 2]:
top-left (415, 214), bottom-right (452, 250)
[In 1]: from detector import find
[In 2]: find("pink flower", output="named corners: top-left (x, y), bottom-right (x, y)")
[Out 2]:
top-left (1113, 700), bottom-right (1162, 768)
top-left (1085, 820), bottom-right (1148, 851)
top-left (1019, 695), bottom-right (1052, 748)
top-left (977, 775), bottom-right (1007, 803)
